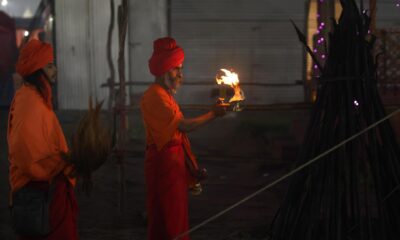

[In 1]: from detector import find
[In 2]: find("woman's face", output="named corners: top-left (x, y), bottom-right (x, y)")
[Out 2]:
top-left (42, 62), bottom-right (57, 84)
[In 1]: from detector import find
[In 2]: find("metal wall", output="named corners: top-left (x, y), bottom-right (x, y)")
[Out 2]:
top-left (376, 0), bottom-right (400, 27)
top-left (56, 0), bottom-right (166, 109)
top-left (170, 0), bottom-right (307, 105)
top-left (56, 0), bottom-right (123, 109)
top-left (127, 0), bottom-right (167, 105)
top-left (54, 0), bottom-right (399, 109)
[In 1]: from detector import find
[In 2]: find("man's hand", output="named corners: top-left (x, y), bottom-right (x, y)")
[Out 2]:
top-left (212, 100), bottom-right (227, 117)
top-left (178, 100), bottom-right (227, 132)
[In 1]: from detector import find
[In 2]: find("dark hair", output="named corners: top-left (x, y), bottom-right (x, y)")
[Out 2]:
top-left (24, 69), bottom-right (50, 102)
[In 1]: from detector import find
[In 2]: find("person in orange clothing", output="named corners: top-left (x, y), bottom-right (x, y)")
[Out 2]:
top-left (7, 39), bottom-right (78, 240)
top-left (141, 37), bottom-right (226, 240)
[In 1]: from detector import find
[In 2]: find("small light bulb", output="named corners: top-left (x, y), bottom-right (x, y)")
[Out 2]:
top-left (1, 0), bottom-right (8, 6)
top-left (24, 31), bottom-right (29, 37)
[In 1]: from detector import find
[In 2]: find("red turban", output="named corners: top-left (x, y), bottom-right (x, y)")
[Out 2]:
top-left (148, 37), bottom-right (184, 77)
top-left (16, 39), bottom-right (54, 78)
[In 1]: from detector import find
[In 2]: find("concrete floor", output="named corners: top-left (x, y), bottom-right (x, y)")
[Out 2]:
top-left (0, 107), bottom-right (398, 240)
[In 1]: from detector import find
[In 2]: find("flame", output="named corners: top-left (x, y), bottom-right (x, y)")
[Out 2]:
top-left (215, 69), bottom-right (245, 106)
top-left (230, 85), bottom-right (245, 103)
top-left (216, 69), bottom-right (240, 87)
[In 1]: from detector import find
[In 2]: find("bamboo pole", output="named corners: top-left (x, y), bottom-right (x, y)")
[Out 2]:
top-left (106, 0), bottom-right (116, 115)
top-left (116, 0), bottom-right (128, 213)
top-left (369, 0), bottom-right (377, 34)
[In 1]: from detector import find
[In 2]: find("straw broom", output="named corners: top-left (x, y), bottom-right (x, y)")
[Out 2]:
top-left (68, 97), bottom-right (112, 194)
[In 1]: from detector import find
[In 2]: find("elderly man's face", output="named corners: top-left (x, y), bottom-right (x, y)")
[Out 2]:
top-left (165, 64), bottom-right (183, 94)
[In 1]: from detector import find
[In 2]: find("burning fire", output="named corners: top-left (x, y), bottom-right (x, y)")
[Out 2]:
top-left (216, 69), bottom-right (245, 103)
top-left (216, 69), bottom-right (240, 87)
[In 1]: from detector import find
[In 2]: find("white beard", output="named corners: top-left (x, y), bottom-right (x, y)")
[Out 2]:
top-left (164, 75), bottom-right (178, 95)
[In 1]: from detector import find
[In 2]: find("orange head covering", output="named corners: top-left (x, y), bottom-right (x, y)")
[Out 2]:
top-left (148, 37), bottom-right (184, 77)
top-left (15, 39), bottom-right (54, 109)
top-left (16, 39), bottom-right (54, 78)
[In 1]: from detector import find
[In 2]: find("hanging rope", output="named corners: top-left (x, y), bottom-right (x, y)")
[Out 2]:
top-left (174, 108), bottom-right (400, 240)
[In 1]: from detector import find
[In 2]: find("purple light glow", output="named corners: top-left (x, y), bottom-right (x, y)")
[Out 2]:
top-left (314, 65), bottom-right (318, 69)
top-left (313, 49), bottom-right (318, 53)
top-left (322, 54), bottom-right (326, 59)
top-left (396, 3), bottom-right (400, 7)
top-left (353, 100), bottom-right (359, 106)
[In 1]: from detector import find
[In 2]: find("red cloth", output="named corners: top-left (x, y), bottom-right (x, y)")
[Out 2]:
top-left (148, 37), bottom-right (184, 77)
top-left (18, 176), bottom-right (78, 240)
top-left (0, 11), bottom-right (17, 74)
top-left (145, 140), bottom-right (190, 240)
top-left (16, 39), bottom-right (54, 78)
top-left (0, 11), bottom-right (15, 33)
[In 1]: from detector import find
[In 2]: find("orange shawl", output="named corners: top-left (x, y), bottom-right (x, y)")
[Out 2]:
top-left (8, 85), bottom-right (74, 192)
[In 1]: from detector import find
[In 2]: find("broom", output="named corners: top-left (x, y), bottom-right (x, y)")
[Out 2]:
top-left (68, 97), bottom-right (112, 194)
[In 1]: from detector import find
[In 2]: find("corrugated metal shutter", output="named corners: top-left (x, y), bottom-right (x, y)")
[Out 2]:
top-left (171, 0), bottom-right (306, 105)
top-left (56, 0), bottom-right (123, 109)
top-left (376, 1), bottom-right (400, 28)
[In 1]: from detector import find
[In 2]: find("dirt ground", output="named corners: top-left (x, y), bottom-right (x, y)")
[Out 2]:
top-left (0, 107), bottom-right (398, 240)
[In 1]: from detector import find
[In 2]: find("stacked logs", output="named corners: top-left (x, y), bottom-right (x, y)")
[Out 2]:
top-left (269, 0), bottom-right (400, 239)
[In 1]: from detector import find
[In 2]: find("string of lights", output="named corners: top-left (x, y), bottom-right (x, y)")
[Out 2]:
top-left (312, 0), bottom-right (327, 74)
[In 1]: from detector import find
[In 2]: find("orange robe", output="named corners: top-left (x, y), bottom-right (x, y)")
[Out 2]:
top-left (141, 83), bottom-right (198, 240)
top-left (8, 84), bottom-right (77, 240)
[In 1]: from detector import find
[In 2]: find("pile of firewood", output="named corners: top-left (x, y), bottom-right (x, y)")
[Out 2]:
top-left (269, 0), bottom-right (400, 239)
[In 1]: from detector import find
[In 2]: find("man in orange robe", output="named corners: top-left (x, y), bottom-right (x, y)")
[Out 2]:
top-left (8, 39), bottom-right (78, 240)
top-left (141, 37), bottom-right (226, 240)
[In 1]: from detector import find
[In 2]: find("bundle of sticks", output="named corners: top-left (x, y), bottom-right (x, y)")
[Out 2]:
top-left (269, 0), bottom-right (400, 239)
top-left (67, 98), bottom-right (112, 194)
